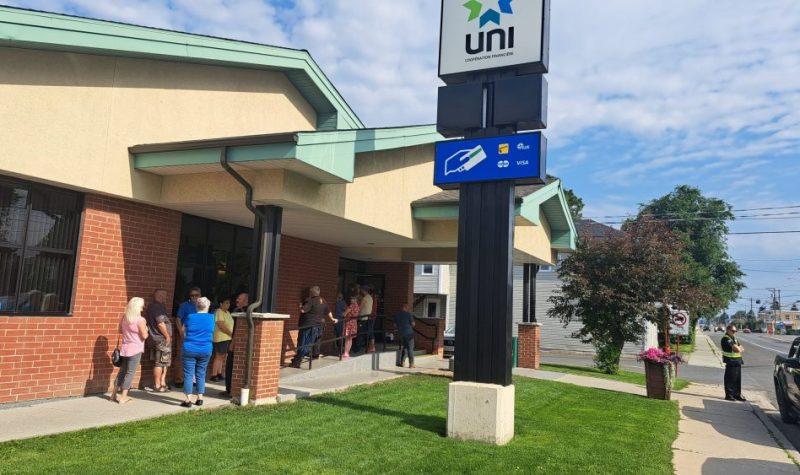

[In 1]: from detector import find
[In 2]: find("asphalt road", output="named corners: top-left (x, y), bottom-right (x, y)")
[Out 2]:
top-left (542, 331), bottom-right (800, 452)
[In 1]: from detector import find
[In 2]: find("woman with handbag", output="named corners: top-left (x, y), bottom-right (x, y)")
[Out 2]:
top-left (112, 297), bottom-right (148, 404)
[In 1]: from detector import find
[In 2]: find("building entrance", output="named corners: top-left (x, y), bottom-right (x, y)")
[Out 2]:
top-left (174, 214), bottom-right (252, 313)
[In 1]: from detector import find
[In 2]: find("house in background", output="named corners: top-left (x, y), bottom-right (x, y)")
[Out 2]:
top-left (412, 264), bottom-right (450, 320)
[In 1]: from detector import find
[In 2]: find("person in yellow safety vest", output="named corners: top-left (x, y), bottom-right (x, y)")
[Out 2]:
top-left (721, 324), bottom-right (746, 401)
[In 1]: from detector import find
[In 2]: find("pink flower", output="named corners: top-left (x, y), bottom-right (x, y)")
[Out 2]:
top-left (638, 347), bottom-right (683, 364)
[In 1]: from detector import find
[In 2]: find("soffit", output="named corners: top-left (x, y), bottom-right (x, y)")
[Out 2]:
top-left (130, 125), bottom-right (442, 184)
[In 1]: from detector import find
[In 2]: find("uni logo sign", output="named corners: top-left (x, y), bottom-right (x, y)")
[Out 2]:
top-left (463, 0), bottom-right (515, 55)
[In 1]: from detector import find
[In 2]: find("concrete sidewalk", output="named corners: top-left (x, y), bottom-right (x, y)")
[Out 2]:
top-left (686, 332), bottom-right (725, 368)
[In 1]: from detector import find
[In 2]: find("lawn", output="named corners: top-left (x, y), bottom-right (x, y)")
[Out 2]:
top-left (0, 375), bottom-right (679, 474)
top-left (539, 363), bottom-right (691, 391)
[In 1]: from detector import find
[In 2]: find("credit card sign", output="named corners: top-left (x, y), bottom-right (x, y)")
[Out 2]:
top-left (433, 132), bottom-right (546, 188)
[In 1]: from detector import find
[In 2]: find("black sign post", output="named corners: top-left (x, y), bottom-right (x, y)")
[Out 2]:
top-left (436, 0), bottom-right (551, 445)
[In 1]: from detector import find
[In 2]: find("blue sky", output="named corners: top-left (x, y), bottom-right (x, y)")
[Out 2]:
top-left (7, 0), bottom-right (800, 313)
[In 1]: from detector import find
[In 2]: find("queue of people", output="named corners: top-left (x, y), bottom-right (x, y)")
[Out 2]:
top-left (110, 288), bottom-right (241, 405)
top-left (109, 282), bottom-right (416, 404)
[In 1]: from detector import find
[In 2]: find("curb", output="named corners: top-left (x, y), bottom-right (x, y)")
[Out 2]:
top-left (749, 393), bottom-right (800, 468)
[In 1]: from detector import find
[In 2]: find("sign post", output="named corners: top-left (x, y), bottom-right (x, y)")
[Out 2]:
top-left (670, 311), bottom-right (689, 377)
top-left (437, 0), bottom-right (550, 446)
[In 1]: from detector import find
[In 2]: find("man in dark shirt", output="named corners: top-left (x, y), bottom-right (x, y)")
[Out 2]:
top-left (291, 286), bottom-right (335, 368)
top-left (721, 324), bottom-right (746, 401)
top-left (145, 289), bottom-right (172, 392)
top-left (221, 292), bottom-right (248, 397)
top-left (394, 303), bottom-right (416, 368)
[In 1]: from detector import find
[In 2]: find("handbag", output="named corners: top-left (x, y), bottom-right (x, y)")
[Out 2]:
top-left (111, 336), bottom-right (122, 367)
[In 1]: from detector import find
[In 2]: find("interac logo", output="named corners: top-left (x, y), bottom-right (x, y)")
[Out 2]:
top-left (464, 0), bottom-right (514, 28)
top-left (463, 0), bottom-right (515, 55)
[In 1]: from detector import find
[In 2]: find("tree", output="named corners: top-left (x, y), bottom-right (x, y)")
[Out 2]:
top-left (637, 185), bottom-right (744, 318)
top-left (548, 175), bottom-right (584, 221)
top-left (563, 187), bottom-right (584, 221)
top-left (548, 219), bottom-right (712, 373)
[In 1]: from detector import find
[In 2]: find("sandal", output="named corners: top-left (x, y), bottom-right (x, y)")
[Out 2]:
top-left (156, 386), bottom-right (169, 393)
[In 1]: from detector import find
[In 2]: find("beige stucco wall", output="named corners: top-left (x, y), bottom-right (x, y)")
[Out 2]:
top-left (0, 47), bottom-right (317, 201)
top-left (338, 144), bottom-right (439, 239)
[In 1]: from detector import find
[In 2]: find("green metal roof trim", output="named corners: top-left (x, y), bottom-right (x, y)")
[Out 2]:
top-left (518, 180), bottom-right (577, 251)
top-left (412, 180), bottom-right (576, 251)
top-left (133, 125), bottom-right (442, 182)
top-left (0, 6), bottom-right (362, 130)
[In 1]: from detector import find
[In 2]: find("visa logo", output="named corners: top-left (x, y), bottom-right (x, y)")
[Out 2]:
top-left (516, 160), bottom-right (529, 166)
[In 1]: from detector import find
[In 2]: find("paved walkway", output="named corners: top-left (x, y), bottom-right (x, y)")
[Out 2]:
top-left (1, 351), bottom-right (798, 474)
top-left (687, 332), bottom-right (725, 368)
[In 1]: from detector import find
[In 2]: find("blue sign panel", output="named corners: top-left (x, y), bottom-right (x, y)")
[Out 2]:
top-left (433, 132), bottom-right (546, 188)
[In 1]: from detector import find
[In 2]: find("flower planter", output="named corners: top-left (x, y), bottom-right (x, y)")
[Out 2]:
top-left (644, 360), bottom-right (672, 400)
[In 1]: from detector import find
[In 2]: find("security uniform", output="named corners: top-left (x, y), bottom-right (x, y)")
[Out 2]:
top-left (720, 333), bottom-right (743, 400)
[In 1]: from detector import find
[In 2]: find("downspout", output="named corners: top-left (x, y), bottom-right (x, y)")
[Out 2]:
top-left (220, 146), bottom-right (268, 405)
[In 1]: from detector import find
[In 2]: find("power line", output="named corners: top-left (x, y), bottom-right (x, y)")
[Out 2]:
top-left (585, 204), bottom-right (800, 220)
top-left (741, 268), bottom-right (799, 273)
top-left (729, 230), bottom-right (800, 235)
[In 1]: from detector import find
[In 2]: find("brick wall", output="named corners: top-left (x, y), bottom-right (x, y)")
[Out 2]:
top-left (274, 235), bottom-right (340, 363)
top-left (0, 194), bottom-right (181, 404)
top-left (231, 316), bottom-right (284, 403)
top-left (517, 323), bottom-right (541, 369)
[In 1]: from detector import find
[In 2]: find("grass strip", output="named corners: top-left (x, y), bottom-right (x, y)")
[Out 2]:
top-left (0, 375), bottom-right (678, 474)
top-left (539, 363), bottom-right (691, 391)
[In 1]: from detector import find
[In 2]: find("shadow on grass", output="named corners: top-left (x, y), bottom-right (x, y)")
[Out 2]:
top-left (307, 396), bottom-right (447, 437)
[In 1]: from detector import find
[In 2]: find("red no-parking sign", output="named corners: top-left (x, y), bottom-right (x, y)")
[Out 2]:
top-left (670, 311), bottom-right (690, 336)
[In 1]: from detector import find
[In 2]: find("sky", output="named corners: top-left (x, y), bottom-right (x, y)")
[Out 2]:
top-left (6, 0), bottom-right (800, 314)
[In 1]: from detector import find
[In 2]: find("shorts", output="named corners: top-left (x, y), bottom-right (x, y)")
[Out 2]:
top-left (151, 343), bottom-right (172, 368)
top-left (213, 340), bottom-right (231, 355)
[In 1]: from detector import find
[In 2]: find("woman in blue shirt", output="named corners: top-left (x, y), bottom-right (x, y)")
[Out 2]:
top-left (180, 296), bottom-right (215, 407)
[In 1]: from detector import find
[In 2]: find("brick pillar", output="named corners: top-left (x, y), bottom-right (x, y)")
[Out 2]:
top-left (517, 323), bottom-right (541, 369)
top-left (231, 314), bottom-right (287, 405)
top-left (415, 318), bottom-right (445, 357)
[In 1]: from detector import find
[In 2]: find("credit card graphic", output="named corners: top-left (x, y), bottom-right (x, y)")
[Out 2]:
top-left (444, 145), bottom-right (488, 176)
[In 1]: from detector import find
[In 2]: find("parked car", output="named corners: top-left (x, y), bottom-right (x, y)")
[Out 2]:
top-left (703, 326), bottom-right (711, 331)
top-left (774, 337), bottom-right (800, 423)
top-left (743, 328), bottom-right (752, 333)
top-left (714, 326), bottom-right (724, 332)
top-left (443, 326), bottom-right (455, 358)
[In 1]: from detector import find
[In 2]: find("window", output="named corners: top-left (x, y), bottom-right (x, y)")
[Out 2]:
top-left (174, 214), bottom-right (252, 314)
top-left (426, 300), bottom-right (439, 319)
top-left (0, 177), bottom-right (82, 315)
top-left (421, 264), bottom-right (434, 275)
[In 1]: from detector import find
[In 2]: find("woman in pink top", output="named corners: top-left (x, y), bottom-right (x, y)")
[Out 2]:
top-left (112, 297), bottom-right (148, 404)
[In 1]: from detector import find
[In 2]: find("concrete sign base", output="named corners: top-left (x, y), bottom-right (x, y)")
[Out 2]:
top-left (447, 381), bottom-right (515, 445)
